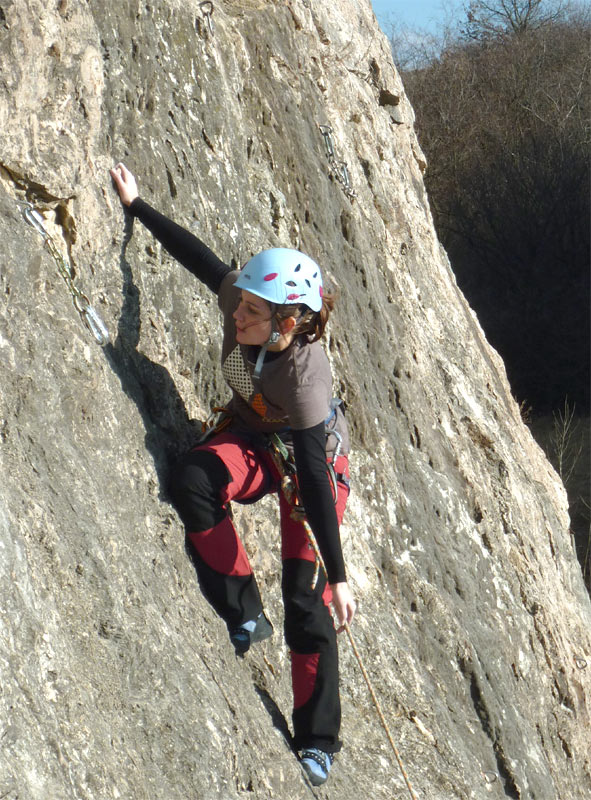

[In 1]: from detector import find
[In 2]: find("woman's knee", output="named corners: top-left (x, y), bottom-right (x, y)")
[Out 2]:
top-left (169, 449), bottom-right (231, 530)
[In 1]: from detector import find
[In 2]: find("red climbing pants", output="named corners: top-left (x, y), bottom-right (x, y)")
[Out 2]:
top-left (169, 432), bottom-right (349, 753)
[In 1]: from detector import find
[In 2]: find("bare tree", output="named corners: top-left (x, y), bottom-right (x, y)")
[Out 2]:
top-left (400, 14), bottom-right (590, 411)
top-left (463, 0), bottom-right (570, 38)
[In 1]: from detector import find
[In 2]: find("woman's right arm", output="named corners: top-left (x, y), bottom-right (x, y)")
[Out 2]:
top-left (110, 163), bottom-right (231, 295)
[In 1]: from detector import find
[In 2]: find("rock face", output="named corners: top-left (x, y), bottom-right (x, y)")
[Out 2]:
top-left (0, 2), bottom-right (589, 798)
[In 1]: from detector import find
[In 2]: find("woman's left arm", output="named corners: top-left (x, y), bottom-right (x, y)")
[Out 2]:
top-left (110, 163), bottom-right (231, 294)
top-left (292, 423), bottom-right (356, 630)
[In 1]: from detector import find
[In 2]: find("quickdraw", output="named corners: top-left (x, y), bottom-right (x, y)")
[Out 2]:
top-left (318, 124), bottom-right (357, 200)
top-left (20, 203), bottom-right (109, 346)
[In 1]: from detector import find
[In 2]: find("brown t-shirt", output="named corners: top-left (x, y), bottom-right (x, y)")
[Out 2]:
top-left (218, 271), bottom-right (349, 458)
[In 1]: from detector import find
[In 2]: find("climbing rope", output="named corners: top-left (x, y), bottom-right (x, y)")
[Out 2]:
top-left (19, 203), bottom-right (109, 346)
top-left (268, 434), bottom-right (419, 800)
top-left (344, 627), bottom-right (418, 800)
top-left (318, 124), bottom-right (357, 200)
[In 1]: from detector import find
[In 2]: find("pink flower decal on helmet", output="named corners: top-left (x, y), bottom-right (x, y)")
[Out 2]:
top-left (263, 272), bottom-right (278, 281)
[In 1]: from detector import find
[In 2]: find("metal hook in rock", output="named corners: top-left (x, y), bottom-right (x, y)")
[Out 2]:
top-left (82, 304), bottom-right (110, 347)
top-left (338, 160), bottom-right (355, 194)
top-left (199, 1), bottom-right (215, 35)
top-left (18, 200), bottom-right (110, 347)
top-left (72, 291), bottom-right (110, 347)
top-left (21, 203), bottom-right (49, 239)
top-left (318, 124), bottom-right (357, 200)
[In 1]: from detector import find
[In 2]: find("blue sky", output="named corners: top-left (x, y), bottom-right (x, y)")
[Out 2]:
top-left (371, 0), bottom-right (463, 34)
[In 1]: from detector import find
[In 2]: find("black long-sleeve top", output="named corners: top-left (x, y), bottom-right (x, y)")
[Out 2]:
top-left (128, 198), bottom-right (346, 583)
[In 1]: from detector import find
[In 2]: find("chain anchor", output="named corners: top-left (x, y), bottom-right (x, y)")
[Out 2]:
top-left (318, 124), bottom-right (357, 200)
top-left (337, 160), bottom-right (353, 194)
top-left (20, 202), bottom-right (109, 346)
top-left (319, 124), bottom-right (336, 160)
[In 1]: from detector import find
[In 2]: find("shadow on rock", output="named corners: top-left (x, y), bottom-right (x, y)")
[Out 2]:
top-left (249, 660), bottom-right (294, 753)
top-left (103, 212), bottom-right (201, 500)
top-left (253, 681), bottom-right (294, 751)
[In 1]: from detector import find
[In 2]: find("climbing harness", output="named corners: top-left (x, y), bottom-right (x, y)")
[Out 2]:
top-left (318, 124), bottom-right (357, 200)
top-left (268, 431), bottom-right (419, 800)
top-left (199, 1), bottom-right (215, 36)
top-left (20, 203), bottom-right (109, 346)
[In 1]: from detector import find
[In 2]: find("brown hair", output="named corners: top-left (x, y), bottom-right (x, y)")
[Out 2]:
top-left (274, 291), bottom-right (336, 343)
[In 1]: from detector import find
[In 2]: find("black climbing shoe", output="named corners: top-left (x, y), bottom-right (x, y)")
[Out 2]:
top-left (299, 748), bottom-right (334, 786)
top-left (229, 613), bottom-right (273, 656)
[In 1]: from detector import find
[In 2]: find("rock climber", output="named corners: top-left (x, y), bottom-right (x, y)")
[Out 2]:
top-left (109, 162), bottom-right (356, 787)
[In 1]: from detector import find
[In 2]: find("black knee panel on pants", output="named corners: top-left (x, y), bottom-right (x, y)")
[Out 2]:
top-left (169, 449), bottom-right (231, 531)
top-left (282, 560), bottom-right (336, 653)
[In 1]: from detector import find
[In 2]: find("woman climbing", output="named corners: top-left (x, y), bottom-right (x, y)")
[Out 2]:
top-left (109, 163), bottom-right (356, 787)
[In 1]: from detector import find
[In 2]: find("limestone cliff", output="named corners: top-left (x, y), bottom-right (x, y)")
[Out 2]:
top-left (0, 1), bottom-right (589, 798)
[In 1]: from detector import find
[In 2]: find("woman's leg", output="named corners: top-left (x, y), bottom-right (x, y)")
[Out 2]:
top-left (280, 459), bottom-right (350, 753)
top-left (282, 560), bottom-right (341, 753)
top-left (169, 432), bottom-right (276, 629)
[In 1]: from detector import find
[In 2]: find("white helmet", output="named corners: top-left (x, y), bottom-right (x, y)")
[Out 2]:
top-left (235, 248), bottom-right (323, 312)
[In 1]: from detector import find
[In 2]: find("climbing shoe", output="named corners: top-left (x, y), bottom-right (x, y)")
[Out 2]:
top-left (229, 613), bottom-right (273, 656)
top-left (299, 748), bottom-right (334, 786)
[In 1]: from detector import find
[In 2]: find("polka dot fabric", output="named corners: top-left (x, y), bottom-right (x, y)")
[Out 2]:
top-left (222, 346), bottom-right (255, 405)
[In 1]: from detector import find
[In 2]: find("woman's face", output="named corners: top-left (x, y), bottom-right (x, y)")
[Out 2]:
top-left (233, 290), bottom-right (273, 345)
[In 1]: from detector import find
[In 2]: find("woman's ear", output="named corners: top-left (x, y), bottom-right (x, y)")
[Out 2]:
top-left (278, 315), bottom-right (298, 335)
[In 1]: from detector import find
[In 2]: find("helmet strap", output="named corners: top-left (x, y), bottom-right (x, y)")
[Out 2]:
top-left (253, 344), bottom-right (268, 380)
top-left (253, 316), bottom-right (279, 380)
